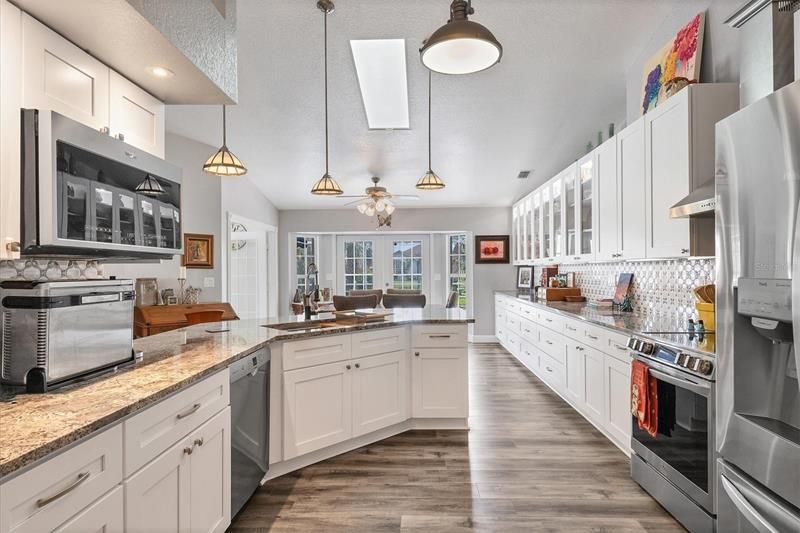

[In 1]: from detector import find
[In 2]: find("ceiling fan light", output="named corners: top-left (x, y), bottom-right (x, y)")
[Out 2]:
top-left (135, 173), bottom-right (166, 196)
top-left (375, 199), bottom-right (386, 212)
top-left (365, 204), bottom-right (376, 217)
top-left (311, 173), bottom-right (344, 196)
top-left (203, 145), bottom-right (247, 176)
top-left (420, 1), bottom-right (502, 75)
top-left (416, 170), bottom-right (446, 190)
top-left (384, 203), bottom-right (396, 215)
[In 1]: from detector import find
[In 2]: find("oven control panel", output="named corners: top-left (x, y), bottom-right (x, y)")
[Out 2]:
top-left (627, 336), bottom-right (714, 379)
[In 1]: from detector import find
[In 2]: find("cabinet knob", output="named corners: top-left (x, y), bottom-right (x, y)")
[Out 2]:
top-left (99, 126), bottom-right (110, 135)
top-left (681, 248), bottom-right (689, 254)
top-left (414, 351), bottom-right (420, 357)
top-left (183, 446), bottom-right (193, 455)
top-left (346, 364), bottom-right (351, 370)
top-left (355, 363), bottom-right (360, 369)
top-left (4, 241), bottom-right (20, 252)
top-left (194, 437), bottom-right (204, 447)
top-left (115, 132), bottom-right (125, 141)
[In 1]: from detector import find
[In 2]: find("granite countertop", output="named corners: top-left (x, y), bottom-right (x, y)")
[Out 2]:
top-left (495, 290), bottom-right (714, 355)
top-left (0, 306), bottom-right (472, 480)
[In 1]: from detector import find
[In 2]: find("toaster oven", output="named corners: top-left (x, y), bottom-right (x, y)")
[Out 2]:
top-left (0, 279), bottom-right (135, 392)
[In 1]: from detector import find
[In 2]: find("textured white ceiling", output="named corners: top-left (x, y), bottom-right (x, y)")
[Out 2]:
top-left (166, 0), bottom-right (683, 210)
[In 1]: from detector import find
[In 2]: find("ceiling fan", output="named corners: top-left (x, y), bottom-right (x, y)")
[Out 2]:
top-left (339, 177), bottom-right (419, 216)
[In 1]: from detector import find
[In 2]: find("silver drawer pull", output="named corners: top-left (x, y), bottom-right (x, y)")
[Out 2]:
top-left (36, 472), bottom-right (90, 508)
top-left (429, 334), bottom-right (452, 339)
top-left (176, 403), bottom-right (201, 420)
top-left (566, 325), bottom-right (576, 332)
top-left (545, 366), bottom-right (553, 372)
top-left (614, 344), bottom-right (627, 352)
top-left (545, 340), bottom-right (553, 345)
top-left (545, 318), bottom-right (553, 323)
top-left (586, 334), bottom-right (599, 341)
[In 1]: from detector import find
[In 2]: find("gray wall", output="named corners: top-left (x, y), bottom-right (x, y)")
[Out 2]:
top-left (625, 0), bottom-right (742, 122)
top-left (278, 207), bottom-right (514, 337)
top-left (105, 132), bottom-right (279, 303)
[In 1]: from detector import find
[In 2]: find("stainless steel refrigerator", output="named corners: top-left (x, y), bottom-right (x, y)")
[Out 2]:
top-left (716, 79), bottom-right (800, 532)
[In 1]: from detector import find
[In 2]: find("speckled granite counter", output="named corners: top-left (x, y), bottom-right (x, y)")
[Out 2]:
top-left (0, 306), bottom-right (472, 480)
top-left (495, 290), bottom-right (714, 355)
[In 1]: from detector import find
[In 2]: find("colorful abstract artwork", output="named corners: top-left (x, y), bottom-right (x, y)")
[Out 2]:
top-left (640, 12), bottom-right (705, 115)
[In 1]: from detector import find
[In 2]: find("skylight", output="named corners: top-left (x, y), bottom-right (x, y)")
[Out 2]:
top-left (350, 39), bottom-right (410, 130)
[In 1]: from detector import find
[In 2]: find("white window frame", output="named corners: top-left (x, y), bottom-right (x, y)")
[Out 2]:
top-left (295, 234), bottom-right (318, 293)
top-left (447, 233), bottom-right (468, 310)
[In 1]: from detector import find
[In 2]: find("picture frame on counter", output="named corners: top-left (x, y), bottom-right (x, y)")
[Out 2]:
top-left (183, 233), bottom-right (214, 268)
top-left (475, 235), bottom-right (510, 264)
top-left (517, 266), bottom-right (533, 288)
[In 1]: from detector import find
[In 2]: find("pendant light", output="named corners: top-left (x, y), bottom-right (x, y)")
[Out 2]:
top-left (417, 70), bottom-right (445, 190)
top-left (311, 0), bottom-right (343, 196)
top-left (420, 0), bottom-right (502, 75)
top-left (135, 173), bottom-right (165, 196)
top-left (203, 105), bottom-right (247, 176)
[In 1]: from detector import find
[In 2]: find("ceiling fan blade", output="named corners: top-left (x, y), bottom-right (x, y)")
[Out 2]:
top-left (343, 197), bottom-right (369, 207)
top-left (336, 195), bottom-right (369, 198)
top-left (387, 195), bottom-right (420, 201)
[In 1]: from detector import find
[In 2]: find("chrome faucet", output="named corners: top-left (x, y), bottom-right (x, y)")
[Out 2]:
top-left (303, 263), bottom-right (319, 319)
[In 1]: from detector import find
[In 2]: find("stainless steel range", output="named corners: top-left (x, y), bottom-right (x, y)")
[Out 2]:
top-left (627, 334), bottom-right (716, 532)
top-left (715, 79), bottom-right (800, 531)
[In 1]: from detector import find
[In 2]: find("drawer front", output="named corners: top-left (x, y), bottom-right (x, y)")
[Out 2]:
top-left (283, 334), bottom-right (352, 370)
top-left (0, 425), bottom-right (123, 533)
top-left (54, 485), bottom-right (123, 533)
top-left (605, 335), bottom-right (632, 361)
top-left (124, 369), bottom-right (229, 476)
top-left (517, 341), bottom-right (540, 373)
top-left (518, 317), bottom-right (537, 343)
top-left (505, 331), bottom-right (520, 355)
top-left (581, 323), bottom-right (631, 361)
top-left (504, 312), bottom-right (521, 335)
top-left (516, 303), bottom-right (536, 322)
top-left (540, 354), bottom-right (566, 389)
top-left (351, 327), bottom-right (407, 359)
top-left (539, 327), bottom-right (567, 365)
top-left (537, 311), bottom-right (562, 331)
top-left (562, 319), bottom-right (581, 339)
top-left (411, 325), bottom-right (467, 348)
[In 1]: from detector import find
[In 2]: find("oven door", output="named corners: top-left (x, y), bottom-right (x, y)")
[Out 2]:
top-left (631, 354), bottom-right (715, 513)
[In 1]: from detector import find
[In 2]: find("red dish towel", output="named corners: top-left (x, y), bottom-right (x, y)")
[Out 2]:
top-left (631, 360), bottom-right (658, 437)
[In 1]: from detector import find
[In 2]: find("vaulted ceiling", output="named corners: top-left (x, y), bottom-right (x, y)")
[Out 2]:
top-left (167, 0), bottom-right (694, 210)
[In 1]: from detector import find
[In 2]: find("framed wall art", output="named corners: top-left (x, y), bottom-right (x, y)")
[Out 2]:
top-left (183, 233), bottom-right (214, 269)
top-left (475, 235), bottom-right (510, 264)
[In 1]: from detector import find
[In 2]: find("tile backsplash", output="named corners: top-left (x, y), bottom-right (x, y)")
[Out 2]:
top-left (535, 258), bottom-right (715, 318)
top-left (0, 259), bottom-right (105, 281)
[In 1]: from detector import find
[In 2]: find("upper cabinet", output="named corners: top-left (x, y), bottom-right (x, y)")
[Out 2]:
top-left (512, 83), bottom-right (738, 266)
top-left (109, 72), bottom-right (166, 158)
top-left (21, 13), bottom-right (110, 130)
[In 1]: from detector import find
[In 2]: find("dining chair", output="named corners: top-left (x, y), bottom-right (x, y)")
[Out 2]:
top-left (350, 289), bottom-right (384, 306)
top-left (332, 294), bottom-right (379, 311)
top-left (445, 291), bottom-right (459, 308)
top-left (386, 288), bottom-right (422, 295)
top-left (383, 294), bottom-right (426, 308)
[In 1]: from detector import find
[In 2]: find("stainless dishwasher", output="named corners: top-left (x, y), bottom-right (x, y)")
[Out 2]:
top-left (229, 347), bottom-right (270, 518)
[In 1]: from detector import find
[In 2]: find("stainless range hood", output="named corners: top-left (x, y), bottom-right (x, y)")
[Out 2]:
top-left (669, 182), bottom-right (715, 218)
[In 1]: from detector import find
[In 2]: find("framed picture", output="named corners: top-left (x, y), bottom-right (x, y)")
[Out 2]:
top-left (613, 273), bottom-right (634, 305)
top-left (475, 235), bottom-right (510, 264)
top-left (517, 266), bottom-right (533, 289)
top-left (183, 233), bottom-right (214, 269)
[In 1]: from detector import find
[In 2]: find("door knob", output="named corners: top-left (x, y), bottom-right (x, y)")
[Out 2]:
top-left (414, 352), bottom-right (420, 357)
top-left (355, 363), bottom-right (360, 369)
top-left (346, 364), bottom-right (351, 370)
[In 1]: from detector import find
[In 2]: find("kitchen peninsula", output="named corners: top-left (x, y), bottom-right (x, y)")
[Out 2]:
top-left (0, 307), bottom-right (472, 532)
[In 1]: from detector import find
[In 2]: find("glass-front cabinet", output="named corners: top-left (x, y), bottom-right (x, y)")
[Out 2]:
top-left (577, 153), bottom-right (595, 260)
top-left (565, 171), bottom-right (577, 258)
top-left (532, 192), bottom-right (541, 261)
top-left (551, 177), bottom-right (563, 260)
top-left (541, 186), bottom-right (552, 260)
top-left (512, 204), bottom-right (520, 264)
top-left (523, 197), bottom-right (532, 262)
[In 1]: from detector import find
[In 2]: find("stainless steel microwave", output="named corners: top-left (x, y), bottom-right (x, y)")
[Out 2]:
top-left (20, 109), bottom-right (183, 259)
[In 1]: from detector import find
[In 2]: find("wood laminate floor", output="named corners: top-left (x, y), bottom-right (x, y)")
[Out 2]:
top-left (230, 343), bottom-right (684, 532)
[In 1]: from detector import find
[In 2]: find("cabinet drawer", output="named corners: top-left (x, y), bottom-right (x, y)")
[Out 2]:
top-left (351, 327), bottom-right (407, 358)
top-left (581, 323), bottom-right (631, 361)
top-left (53, 485), bottom-right (123, 533)
top-left (411, 325), bottom-right (467, 348)
top-left (519, 317), bottom-right (537, 342)
top-left (504, 312), bottom-right (521, 335)
top-left (283, 334), bottom-right (352, 370)
top-left (537, 311), bottom-right (562, 331)
top-left (540, 354), bottom-right (566, 389)
top-left (562, 319), bottom-right (581, 338)
top-left (505, 331), bottom-right (520, 355)
top-left (0, 425), bottom-right (122, 533)
top-left (538, 327), bottom-right (567, 365)
top-left (124, 369), bottom-right (229, 476)
top-left (516, 303), bottom-right (536, 321)
top-left (517, 341), bottom-right (540, 373)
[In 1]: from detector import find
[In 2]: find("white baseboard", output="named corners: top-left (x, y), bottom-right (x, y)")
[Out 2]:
top-left (470, 335), bottom-right (498, 344)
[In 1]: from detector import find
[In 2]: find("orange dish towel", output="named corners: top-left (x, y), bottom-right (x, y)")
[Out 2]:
top-left (631, 360), bottom-right (659, 437)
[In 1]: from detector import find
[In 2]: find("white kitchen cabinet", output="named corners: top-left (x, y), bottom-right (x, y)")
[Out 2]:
top-left (550, 170), bottom-right (568, 261)
top-left (594, 136), bottom-right (618, 261)
top-left (603, 354), bottom-right (631, 452)
top-left (564, 343), bottom-right (586, 407)
top-left (53, 486), bottom-right (123, 533)
top-left (583, 347), bottom-right (606, 427)
top-left (21, 13), bottom-right (109, 130)
top-left (512, 202), bottom-right (521, 264)
top-left (644, 84), bottom-right (737, 258)
top-left (575, 154), bottom-right (595, 261)
top-left (109, 71), bottom-right (165, 157)
top-left (352, 350), bottom-right (408, 437)
top-left (616, 117), bottom-right (647, 260)
top-left (411, 348), bottom-right (468, 418)
top-left (564, 164), bottom-right (578, 259)
top-left (125, 408), bottom-right (230, 533)
top-left (0, 0), bottom-right (22, 258)
top-left (283, 360), bottom-right (353, 459)
top-left (531, 191), bottom-right (542, 262)
top-left (541, 186), bottom-right (552, 260)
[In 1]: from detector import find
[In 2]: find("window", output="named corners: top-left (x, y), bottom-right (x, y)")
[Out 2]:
top-left (392, 240), bottom-right (423, 290)
top-left (343, 239), bottom-right (374, 294)
top-left (295, 236), bottom-right (317, 291)
top-left (448, 234), bottom-right (467, 309)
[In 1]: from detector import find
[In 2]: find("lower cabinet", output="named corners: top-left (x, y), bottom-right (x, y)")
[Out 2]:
top-left (125, 407), bottom-right (231, 533)
top-left (54, 486), bottom-right (123, 533)
top-left (412, 348), bottom-right (468, 418)
top-left (352, 351), bottom-right (408, 437)
top-left (603, 354), bottom-right (632, 450)
top-left (564, 343), bottom-right (586, 406)
top-left (583, 347), bottom-right (606, 426)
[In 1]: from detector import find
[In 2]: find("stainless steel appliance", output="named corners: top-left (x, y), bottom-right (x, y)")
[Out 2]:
top-left (20, 109), bottom-right (182, 259)
top-left (716, 79), bottom-right (800, 532)
top-left (627, 335), bottom-right (716, 532)
top-left (0, 279), bottom-right (135, 392)
top-left (230, 348), bottom-right (270, 518)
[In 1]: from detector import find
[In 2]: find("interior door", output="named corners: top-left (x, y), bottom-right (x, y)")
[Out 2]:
top-left (229, 226), bottom-right (268, 319)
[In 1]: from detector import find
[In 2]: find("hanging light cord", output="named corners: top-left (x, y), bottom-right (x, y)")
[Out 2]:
top-left (427, 69), bottom-right (432, 172)
top-left (324, 9), bottom-right (329, 175)
top-left (222, 105), bottom-right (227, 147)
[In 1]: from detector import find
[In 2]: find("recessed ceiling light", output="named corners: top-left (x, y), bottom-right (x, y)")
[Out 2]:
top-left (147, 66), bottom-right (175, 78)
top-left (350, 39), bottom-right (410, 130)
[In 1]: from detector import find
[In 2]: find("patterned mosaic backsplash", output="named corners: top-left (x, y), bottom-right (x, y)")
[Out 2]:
top-left (0, 259), bottom-right (105, 281)
top-left (535, 258), bottom-right (716, 319)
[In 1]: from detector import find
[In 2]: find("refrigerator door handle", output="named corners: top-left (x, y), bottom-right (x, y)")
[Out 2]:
top-left (720, 475), bottom-right (780, 533)
top-left (793, 199), bottom-right (800, 392)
